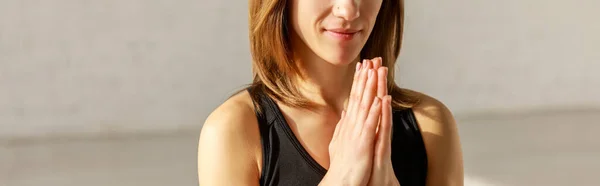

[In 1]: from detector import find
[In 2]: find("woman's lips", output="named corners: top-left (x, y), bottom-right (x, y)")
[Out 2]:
top-left (325, 29), bottom-right (359, 41)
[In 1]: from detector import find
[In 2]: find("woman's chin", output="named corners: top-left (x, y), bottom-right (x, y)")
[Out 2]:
top-left (314, 44), bottom-right (363, 66)
top-left (320, 55), bottom-right (360, 67)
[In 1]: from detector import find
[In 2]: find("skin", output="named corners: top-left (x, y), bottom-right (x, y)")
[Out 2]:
top-left (198, 0), bottom-right (464, 185)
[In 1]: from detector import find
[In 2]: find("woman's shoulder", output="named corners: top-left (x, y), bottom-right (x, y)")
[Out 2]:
top-left (401, 88), bottom-right (456, 133)
top-left (401, 89), bottom-right (464, 185)
top-left (198, 90), bottom-right (262, 184)
top-left (202, 90), bottom-right (258, 131)
top-left (199, 90), bottom-right (261, 147)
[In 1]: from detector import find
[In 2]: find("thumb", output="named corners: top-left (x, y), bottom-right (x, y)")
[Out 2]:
top-left (332, 111), bottom-right (345, 141)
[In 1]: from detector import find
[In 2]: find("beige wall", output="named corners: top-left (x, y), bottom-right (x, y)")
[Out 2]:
top-left (1, 0), bottom-right (599, 138)
top-left (399, 0), bottom-right (600, 113)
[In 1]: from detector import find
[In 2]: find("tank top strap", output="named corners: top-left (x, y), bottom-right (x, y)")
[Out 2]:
top-left (392, 108), bottom-right (423, 140)
top-left (246, 86), bottom-right (278, 185)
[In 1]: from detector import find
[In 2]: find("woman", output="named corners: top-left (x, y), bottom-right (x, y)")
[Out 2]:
top-left (198, 0), bottom-right (463, 185)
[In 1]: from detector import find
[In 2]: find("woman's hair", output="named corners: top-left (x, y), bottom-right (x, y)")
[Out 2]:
top-left (246, 0), bottom-right (419, 110)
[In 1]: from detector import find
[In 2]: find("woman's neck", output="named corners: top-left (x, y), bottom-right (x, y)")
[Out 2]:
top-left (293, 55), bottom-right (359, 112)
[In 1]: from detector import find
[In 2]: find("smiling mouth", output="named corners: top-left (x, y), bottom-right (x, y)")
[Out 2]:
top-left (324, 29), bottom-right (360, 41)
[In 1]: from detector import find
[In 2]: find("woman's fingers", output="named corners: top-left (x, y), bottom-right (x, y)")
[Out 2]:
top-left (355, 68), bottom-right (378, 134)
top-left (348, 60), bottom-right (372, 121)
top-left (326, 59), bottom-right (389, 185)
top-left (346, 61), bottom-right (363, 116)
top-left (344, 60), bottom-right (371, 135)
top-left (361, 97), bottom-right (382, 139)
top-left (377, 66), bottom-right (388, 98)
top-left (357, 69), bottom-right (377, 121)
top-left (375, 95), bottom-right (393, 159)
top-left (372, 57), bottom-right (382, 69)
top-left (332, 111), bottom-right (345, 142)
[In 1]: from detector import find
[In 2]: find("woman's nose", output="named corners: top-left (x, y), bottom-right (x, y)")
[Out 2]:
top-left (332, 0), bottom-right (360, 21)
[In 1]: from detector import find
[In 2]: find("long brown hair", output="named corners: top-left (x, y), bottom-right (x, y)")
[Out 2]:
top-left (247, 0), bottom-right (419, 110)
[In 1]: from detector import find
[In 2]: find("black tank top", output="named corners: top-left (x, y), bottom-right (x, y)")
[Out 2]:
top-left (248, 87), bottom-right (428, 186)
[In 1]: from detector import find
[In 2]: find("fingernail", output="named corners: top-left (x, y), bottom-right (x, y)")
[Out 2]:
top-left (384, 67), bottom-right (389, 76)
top-left (368, 69), bottom-right (373, 77)
top-left (356, 62), bottom-right (361, 71)
top-left (362, 61), bottom-right (368, 72)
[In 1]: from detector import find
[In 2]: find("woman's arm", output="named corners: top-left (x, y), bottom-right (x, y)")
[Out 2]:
top-left (198, 93), bottom-right (262, 186)
top-left (412, 92), bottom-right (464, 186)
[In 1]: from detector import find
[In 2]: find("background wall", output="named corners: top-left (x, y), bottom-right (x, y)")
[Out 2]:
top-left (399, 0), bottom-right (600, 113)
top-left (1, 0), bottom-right (599, 138)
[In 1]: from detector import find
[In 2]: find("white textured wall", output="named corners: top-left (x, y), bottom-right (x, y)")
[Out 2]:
top-left (399, 0), bottom-right (600, 113)
top-left (1, 0), bottom-right (598, 138)
top-left (0, 0), bottom-right (252, 138)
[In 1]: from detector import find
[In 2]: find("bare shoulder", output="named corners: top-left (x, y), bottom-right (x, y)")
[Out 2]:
top-left (201, 90), bottom-right (258, 135)
top-left (198, 90), bottom-right (261, 185)
top-left (404, 89), bottom-right (456, 134)
top-left (404, 89), bottom-right (464, 186)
